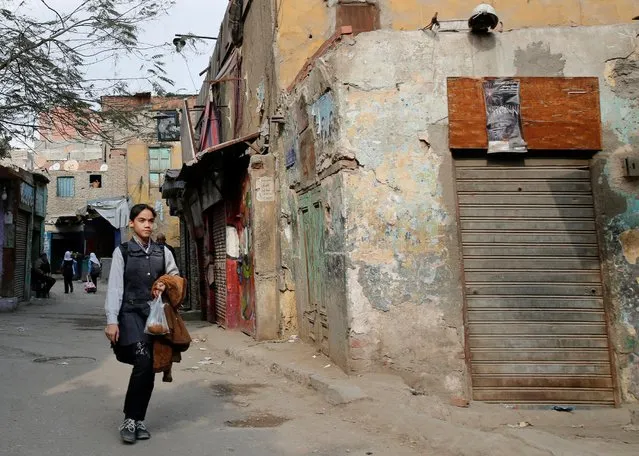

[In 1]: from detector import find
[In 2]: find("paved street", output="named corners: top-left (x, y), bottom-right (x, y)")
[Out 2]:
top-left (0, 280), bottom-right (420, 456)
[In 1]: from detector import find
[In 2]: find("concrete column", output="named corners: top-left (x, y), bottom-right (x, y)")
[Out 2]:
top-left (249, 153), bottom-right (279, 340)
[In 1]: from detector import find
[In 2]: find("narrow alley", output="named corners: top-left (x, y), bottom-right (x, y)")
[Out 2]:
top-left (2, 280), bottom-right (639, 456)
top-left (0, 281), bottom-right (419, 456)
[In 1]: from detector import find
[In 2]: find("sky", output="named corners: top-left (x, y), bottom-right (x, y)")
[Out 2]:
top-left (22, 0), bottom-right (228, 96)
top-left (123, 0), bottom-right (227, 95)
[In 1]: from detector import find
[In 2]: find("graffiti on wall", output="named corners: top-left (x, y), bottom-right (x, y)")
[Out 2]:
top-left (311, 91), bottom-right (335, 143)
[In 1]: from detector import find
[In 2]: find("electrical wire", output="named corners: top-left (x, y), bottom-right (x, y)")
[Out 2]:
top-left (180, 53), bottom-right (198, 92)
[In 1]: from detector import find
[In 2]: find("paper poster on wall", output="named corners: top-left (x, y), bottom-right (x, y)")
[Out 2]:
top-left (256, 177), bottom-right (275, 202)
top-left (483, 79), bottom-right (528, 154)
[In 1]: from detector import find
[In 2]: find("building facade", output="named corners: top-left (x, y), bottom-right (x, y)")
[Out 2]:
top-left (37, 94), bottom-right (195, 275)
top-left (0, 162), bottom-right (48, 308)
top-left (166, 1), bottom-right (639, 405)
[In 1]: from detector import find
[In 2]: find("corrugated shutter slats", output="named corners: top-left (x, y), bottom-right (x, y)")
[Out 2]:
top-left (456, 159), bottom-right (615, 406)
top-left (14, 212), bottom-right (28, 300)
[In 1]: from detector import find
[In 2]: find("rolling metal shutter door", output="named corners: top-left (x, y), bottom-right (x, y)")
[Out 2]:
top-left (456, 159), bottom-right (615, 406)
top-left (213, 202), bottom-right (227, 327)
top-left (14, 211), bottom-right (29, 300)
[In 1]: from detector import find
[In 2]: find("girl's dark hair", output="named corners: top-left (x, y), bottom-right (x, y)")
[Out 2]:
top-left (129, 204), bottom-right (157, 221)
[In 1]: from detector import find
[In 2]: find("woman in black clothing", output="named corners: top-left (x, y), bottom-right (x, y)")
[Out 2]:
top-left (61, 251), bottom-right (76, 293)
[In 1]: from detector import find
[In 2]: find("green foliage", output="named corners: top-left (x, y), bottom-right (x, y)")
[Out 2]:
top-left (0, 0), bottom-right (176, 157)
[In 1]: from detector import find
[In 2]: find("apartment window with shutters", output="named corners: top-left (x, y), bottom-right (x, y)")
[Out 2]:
top-left (56, 176), bottom-right (75, 197)
top-left (149, 148), bottom-right (171, 187)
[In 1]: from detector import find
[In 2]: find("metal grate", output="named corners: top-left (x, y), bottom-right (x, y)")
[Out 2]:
top-left (14, 211), bottom-right (28, 300)
top-left (456, 158), bottom-right (615, 406)
top-left (212, 201), bottom-right (227, 326)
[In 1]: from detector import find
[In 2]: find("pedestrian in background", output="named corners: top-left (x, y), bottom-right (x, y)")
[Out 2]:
top-left (104, 204), bottom-right (179, 444)
top-left (155, 233), bottom-right (176, 259)
top-left (88, 252), bottom-right (102, 290)
top-left (61, 251), bottom-right (77, 294)
top-left (32, 253), bottom-right (55, 297)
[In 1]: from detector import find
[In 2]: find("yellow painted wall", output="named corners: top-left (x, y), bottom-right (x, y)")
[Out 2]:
top-left (276, 0), bottom-right (331, 89)
top-left (276, 0), bottom-right (637, 89)
top-left (126, 141), bottom-right (182, 247)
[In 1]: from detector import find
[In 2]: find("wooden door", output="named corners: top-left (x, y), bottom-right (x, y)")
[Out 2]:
top-left (299, 190), bottom-right (329, 355)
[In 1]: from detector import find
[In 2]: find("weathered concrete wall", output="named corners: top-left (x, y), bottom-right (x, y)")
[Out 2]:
top-left (285, 24), bottom-right (639, 398)
top-left (592, 35), bottom-right (639, 399)
top-left (241, 0), bottom-right (278, 137)
top-left (275, 0), bottom-right (636, 89)
top-left (249, 154), bottom-right (280, 340)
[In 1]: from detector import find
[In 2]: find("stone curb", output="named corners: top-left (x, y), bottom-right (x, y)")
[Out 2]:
top-left (222, 345), bottom-right (368, 405)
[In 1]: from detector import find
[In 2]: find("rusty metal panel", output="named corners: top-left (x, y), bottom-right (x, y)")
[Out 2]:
top-left (460, 206), bottom-right (596, 219)
top-left (456, 158), bottom-right (615, 405)
top-left (469, 335), bottom-right (610, 349)
top-left (448, 77), bottom-right (602, 150)
top-left (464, 258), bottom-right (601, 270)
top-left (461, 219), bottom-right (596, 231)
top-left (463, 245), bottom-right (601, 258)
top-left (336, 3), bottom-right (380, 35)
top-left (467, 297), bottom-right (604, 309)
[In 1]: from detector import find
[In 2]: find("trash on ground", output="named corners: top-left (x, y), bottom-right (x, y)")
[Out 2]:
top-left (204, 356), bottom-right (212, 361)
top-left (507, 421), bottom-right (532, 428)
top-left (409, 388), bottom-right (425, 396)
top-left (17, 327), bottom-right (25, 332)
top-left (450, 396), bottom-right (470, 408)
top-left (571, 424), bottom-right (584, 428)
top-left (288, 335), bottom-right (299, 343)
top-left (199, 347), bottom-right (207, 351)
top-left (323, 364), bottom-right (331, 368)
top-left (57, 362), bottom-right (69, 366)
top-left (552, 405), bottom-right (574, 412)
top-left (192, 338), bottom-right (200, 343)
top-left (186, 366), bottom-right (200, 370)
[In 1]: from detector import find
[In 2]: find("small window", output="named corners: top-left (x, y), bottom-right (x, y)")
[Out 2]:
top-left (56, 177), bottom-right (75, 197)
top-left (336, 2), bottom-right (380, 35)
top-left (89, 175), bottom-right (102, 188)
top-left (149, 148), bottom-right (171, 187)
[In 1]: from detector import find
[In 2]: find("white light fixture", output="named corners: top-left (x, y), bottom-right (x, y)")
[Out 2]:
top-left (1, 186), bottom-right (7, 201)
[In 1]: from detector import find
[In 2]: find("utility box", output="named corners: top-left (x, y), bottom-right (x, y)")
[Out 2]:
top-left (624, 157), bottom-right (639, 177)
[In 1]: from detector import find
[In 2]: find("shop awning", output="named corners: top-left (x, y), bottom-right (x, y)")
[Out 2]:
top-left (77, 196), bottom-right (129, 229)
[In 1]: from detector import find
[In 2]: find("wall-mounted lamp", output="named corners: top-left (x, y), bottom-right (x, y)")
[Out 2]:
top-left (173, 34), bottom-right (217, 53)
top-left (1, 186), bottom-right (7, 201)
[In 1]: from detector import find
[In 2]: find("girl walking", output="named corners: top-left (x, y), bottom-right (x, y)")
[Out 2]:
top-left (88, 253), bottom-right (102, 290)
top-left (61, 251), bottom-right (76, 294)
top-left (103, 204), bottom-right (179, 444)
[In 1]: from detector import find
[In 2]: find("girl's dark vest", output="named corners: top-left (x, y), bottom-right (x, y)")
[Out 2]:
top-left (117, 240), bottom-right (165, 346)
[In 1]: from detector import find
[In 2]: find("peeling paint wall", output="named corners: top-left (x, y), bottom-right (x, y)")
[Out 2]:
top-left (284, 23), bottom-right (639, 399)
top-left (274, 0), bottom-right (636, 88)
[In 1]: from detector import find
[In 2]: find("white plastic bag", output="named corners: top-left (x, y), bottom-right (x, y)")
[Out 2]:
top-left (144, 296), bottom-right (169, 335)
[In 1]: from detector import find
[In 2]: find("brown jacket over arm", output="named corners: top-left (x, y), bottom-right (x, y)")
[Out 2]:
top-left (151, 275), bottom-right (191, 374)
